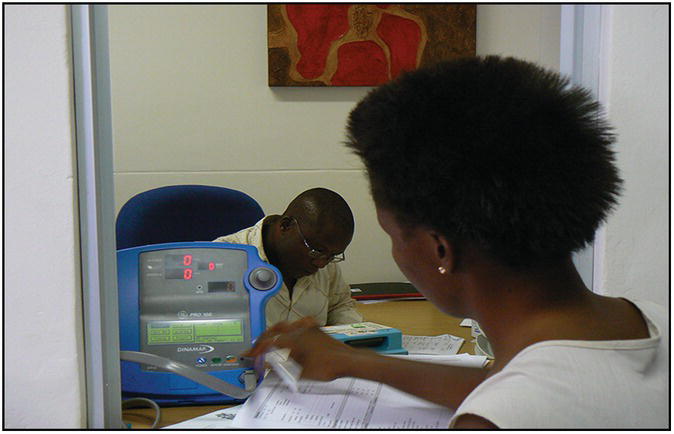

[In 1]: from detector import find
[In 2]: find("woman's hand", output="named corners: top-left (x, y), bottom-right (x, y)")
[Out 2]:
top-left (243, 317), bottom-right (357, 381)
top-left (244, 318), bottom-right (489, 409)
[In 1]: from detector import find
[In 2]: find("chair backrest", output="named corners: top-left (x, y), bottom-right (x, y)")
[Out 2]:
top-left (116, 185), bottom-right (265, 250)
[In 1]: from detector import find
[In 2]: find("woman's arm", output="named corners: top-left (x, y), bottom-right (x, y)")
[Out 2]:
top-left (244, 317), bottom-right (488, 409)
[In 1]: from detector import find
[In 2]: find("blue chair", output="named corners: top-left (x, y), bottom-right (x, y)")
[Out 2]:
top-left (116, 185), bottom-right (265, 250)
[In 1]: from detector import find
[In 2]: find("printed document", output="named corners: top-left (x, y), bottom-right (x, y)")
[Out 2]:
top-left (394, 353), bottom-right (488, 368)
top-left (402, 333), bottom-right (464, 355)
top-left (166, 354), bottom-right (486, 429)
top-left (231, 372), bottom-right (452, 429)
top-left (163, 405), bottom-right (242, 429)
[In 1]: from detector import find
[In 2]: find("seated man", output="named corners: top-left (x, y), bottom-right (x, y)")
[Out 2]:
top-left (214, 187), bottom-right (363, 327)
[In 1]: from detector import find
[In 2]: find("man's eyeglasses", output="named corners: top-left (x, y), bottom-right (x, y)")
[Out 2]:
top-left (290, 217), bottom-right (345, 263)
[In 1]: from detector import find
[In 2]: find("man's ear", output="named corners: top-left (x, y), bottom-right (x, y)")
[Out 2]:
top-left (279, 215), bottom-right (294, 232)
top-left (430, 232), bottom-right (457, 273)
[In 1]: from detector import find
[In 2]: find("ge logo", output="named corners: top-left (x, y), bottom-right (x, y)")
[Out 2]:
top-left (196, 357), bottom-right (207, 365)
top-left (178, 311), bottom-right (188, 319)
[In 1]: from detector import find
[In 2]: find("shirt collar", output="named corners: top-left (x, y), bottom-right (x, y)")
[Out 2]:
top-left (249, 217), bottom-right (270, 262)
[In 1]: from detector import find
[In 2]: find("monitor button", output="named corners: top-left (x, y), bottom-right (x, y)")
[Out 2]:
top-left (249, 267), bottom-right (277, 290)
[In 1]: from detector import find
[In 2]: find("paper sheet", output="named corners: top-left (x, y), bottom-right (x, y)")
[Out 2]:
top-left (392, 353), bottom-right (488, 368)
top-left (357, 297), bottom-right (425, 304)
top-left (321, 322), bottom-right (391, 336)
top-left (163, 405), bottom-right (242, 429)
top-left (231, 372), bottom-right (453, 429)
top-left (164, 354), bottom-right (487, 429)
top-left (402, 334), bottom-right (464, 355)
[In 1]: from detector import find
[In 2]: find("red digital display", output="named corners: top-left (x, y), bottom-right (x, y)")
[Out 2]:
top-left (164, 254), bottom-right (218, 280)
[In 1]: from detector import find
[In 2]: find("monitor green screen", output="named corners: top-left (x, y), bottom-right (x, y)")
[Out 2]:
top-left (147, 320), bottom-right (244, 345)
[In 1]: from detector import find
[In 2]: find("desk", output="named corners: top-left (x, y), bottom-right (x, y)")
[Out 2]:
top-left (122, 299), bottom-right (471, 428)
top-left (357, 299), bottom-right (472, 343)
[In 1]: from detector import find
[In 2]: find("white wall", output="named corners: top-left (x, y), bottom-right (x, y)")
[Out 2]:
top-left (601, 5), bottom-right (669, 305)
top-left (5, 5), bottom-right (86, 428)
top-left (109, 4), bottom-right (561, 285)
top-left (477, 5), bottom-right (560, 70)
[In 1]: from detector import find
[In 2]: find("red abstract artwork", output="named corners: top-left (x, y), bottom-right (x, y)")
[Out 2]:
top-left (268, 4), bottom-right (476, 86)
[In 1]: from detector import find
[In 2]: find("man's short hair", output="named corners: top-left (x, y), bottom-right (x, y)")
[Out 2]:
top-left (285, 188), bottom-right (354, 237)
top-left (346, 56), bottom-right (622, 269)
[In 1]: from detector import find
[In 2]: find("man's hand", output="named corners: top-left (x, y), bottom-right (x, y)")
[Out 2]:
top-left (243, 317), bottom-right (357, 381)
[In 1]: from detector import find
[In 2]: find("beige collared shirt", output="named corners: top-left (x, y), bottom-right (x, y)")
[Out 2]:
top-left (214, 218), bottom-right (362, 327)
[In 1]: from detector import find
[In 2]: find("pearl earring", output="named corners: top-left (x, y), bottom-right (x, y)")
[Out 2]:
top-left (438, 266), bottom-right (447, 275)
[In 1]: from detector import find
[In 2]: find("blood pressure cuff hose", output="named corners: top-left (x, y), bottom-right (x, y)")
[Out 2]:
top-left (120, 350), bottom-right (253, 399)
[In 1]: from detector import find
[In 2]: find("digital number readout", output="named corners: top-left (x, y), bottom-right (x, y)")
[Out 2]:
top-left (164, 254), bottom-right (218, 280)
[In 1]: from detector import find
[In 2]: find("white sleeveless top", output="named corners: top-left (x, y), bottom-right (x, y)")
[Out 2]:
top-left (450, 299), bottom-right (669, 429)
